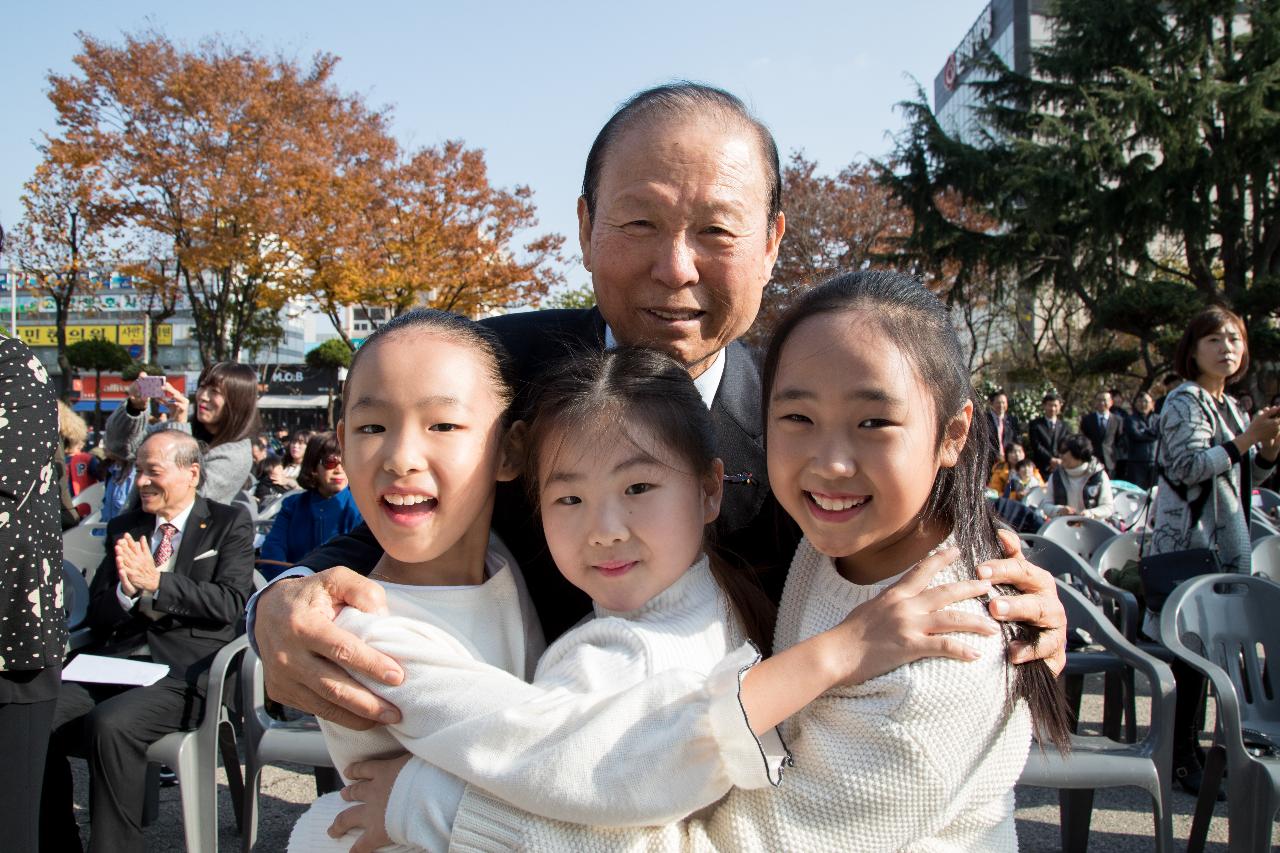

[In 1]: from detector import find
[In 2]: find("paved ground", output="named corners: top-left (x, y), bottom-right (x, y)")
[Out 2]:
top-left (63, 672), bottom-right (1278, 851)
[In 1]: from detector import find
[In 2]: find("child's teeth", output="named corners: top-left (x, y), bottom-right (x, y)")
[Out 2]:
top-left (812, 494), bottom-right (866, 511)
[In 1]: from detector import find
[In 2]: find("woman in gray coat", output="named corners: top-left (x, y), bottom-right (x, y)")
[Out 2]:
top-left (104, 362), bottom-right (261, 505)
top-left (1146, 306), bottom-right (1280, 794)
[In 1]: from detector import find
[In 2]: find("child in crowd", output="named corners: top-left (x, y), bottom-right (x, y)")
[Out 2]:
top-left (1042, 433), bottom-right (1116, 520)
top-left (253, 454), bottom-right (292, 508)
top-left (1004, 456), bottom-right (1045, 502)
top-left (315, 274), bottom-right (1067, 853)
top-left (988, 442), bottom-right (1028, 495)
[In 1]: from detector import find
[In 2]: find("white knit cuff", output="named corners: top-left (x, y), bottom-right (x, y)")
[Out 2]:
top-left (449, 784), bottom-right (527, 853)
top-left (706, 641), bottom-right (793, 789)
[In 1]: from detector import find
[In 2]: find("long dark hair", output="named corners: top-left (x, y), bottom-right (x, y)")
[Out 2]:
top-left (193, 362), bottom-right (260, 448)
top-left (523, 347), bottom-right (777, 650)
top-left (762, 270), bottom-right (1070, 751)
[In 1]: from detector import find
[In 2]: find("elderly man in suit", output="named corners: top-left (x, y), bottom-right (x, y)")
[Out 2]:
top-left (250, 83), bottom-right (1070, 744)
top-left (40, 430), bottom-right (254, 853)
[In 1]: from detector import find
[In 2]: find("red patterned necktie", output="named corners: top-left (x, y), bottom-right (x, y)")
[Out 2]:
top-left (153, 523), bottom-right (178, 568)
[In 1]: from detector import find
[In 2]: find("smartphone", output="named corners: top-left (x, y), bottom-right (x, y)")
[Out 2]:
top-left (136, 376), bottom-right (166, 398)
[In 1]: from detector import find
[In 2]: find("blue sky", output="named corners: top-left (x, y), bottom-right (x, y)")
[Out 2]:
top-left (3, 1), bottom-right (987, 284)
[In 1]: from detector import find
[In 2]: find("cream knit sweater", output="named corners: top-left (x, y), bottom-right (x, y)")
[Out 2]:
top-left (450, 537), bottom-right (1032, 852)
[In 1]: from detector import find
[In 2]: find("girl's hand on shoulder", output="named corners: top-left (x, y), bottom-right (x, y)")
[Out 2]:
top-left (977, 529), bottom-right (1068, 674)
top-left (835, 546), bottom-right (999, 685)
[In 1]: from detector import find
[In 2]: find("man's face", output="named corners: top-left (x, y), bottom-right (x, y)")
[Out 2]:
top-left (134, 436), bottom-right (199, 520)
top-left (1043, 399), bottom-right (1061, 419)
top-left (990, 394), bottom-right (1008, 416)
top-left (1094, 392), bottom-right (1112, 413)
top-left (579, 114), bottom-right (785, 377)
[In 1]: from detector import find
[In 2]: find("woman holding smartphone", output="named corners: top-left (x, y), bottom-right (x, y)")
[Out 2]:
top-left (105, 363), bottom-right (262, 505)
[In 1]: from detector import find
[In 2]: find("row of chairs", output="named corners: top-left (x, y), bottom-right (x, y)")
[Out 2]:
top-left (62, 565), bottom-right (335, 852)
top-left (1021, 512), bottom-right (1280, 851)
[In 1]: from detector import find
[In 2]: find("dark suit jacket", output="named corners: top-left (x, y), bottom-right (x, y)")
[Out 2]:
top-left (301, 307), bottom-right (797, 639)
top-left (1027, 417), bottom-right (1068, 478)
top-left (1080, 411), bottom-right (1123, 471)
top-left (87, 496), bottom-right (255, 685)
top-left (985, 410), bottom-right (1020, 452)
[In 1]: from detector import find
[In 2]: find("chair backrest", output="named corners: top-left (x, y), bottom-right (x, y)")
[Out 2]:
top-left (1037, 515), bottom-right (1120, 563)
top-left (1256, 487), bottom-right (1280, 512)
top-left (62, 560), bottom-right (89, 630)
top-left (1250, 517), bottom-right (1279, 543)
top-left (1112, 490), bottom-right (1150, 528)
top-left (73, 480), bottom-right (105, 516)
top-left (1023, 485), bottom-right (1046, 508)
top-left (1252, 534), bottom-right (1280, 582)
top-left (63, 521), bottom-right (108, 581)
top-left (1019, 534), bottom-right (1113, 606)
top-left (1162, 575), bottom-right (1280, 754)
top-left (1092, 531), bottom-right (1143, 575)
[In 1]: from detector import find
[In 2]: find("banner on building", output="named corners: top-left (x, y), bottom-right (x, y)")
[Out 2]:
top-left (77, 373), bottom-right (187, 402)
top-left (17, 324), bottom-right (175, 348)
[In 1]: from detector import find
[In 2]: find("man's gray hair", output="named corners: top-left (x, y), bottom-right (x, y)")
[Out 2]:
top-left (140, 427), bottom-right (207, 489)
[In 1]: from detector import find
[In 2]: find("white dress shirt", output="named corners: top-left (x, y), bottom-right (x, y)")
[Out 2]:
top-left (604, 325), bottom-right (725, 410)
top-left (116, 500), bottom-right (197, 611)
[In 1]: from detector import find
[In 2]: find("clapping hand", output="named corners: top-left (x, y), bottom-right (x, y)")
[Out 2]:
top-left (116, 533), bottom-right (161, 594)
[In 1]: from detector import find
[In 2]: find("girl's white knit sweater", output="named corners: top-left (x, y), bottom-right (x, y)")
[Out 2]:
top-left (449, 537), bottom-right (1033, 852)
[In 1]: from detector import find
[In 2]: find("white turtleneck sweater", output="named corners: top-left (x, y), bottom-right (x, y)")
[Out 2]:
top-left (450, 537), bottom-right (1032, 853)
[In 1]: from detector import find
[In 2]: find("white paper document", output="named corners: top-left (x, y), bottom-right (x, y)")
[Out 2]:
top-left (63, 654), bottom-right (170, 687)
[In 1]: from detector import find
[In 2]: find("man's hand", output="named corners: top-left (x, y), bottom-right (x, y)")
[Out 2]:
top-left (116, 533), bottom-right (160, 593)
top-left (978, 529), bottom-right (1068, 674)
top-left (328, 754), bottom-right (412, 853)
top-left (254, 567), bottom-right (404, 730)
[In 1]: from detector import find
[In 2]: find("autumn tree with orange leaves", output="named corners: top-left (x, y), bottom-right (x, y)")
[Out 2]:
top-left (44, 31), bottom-right (562, 363)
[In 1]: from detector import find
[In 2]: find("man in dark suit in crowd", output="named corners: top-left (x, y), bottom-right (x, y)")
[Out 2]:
top-left (249, 83), bottom-right (1070, 747)
top-left (41, 430), bottom-right (254, 853)
top-left (1081, 389), bottom-right (1123, 476)
top-left (985, 390), bottom-right (1020, 455)
top-left (1028, 393), bottom-right (1068, 480)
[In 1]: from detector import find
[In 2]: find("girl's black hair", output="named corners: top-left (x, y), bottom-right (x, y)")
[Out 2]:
top-left (761, 269), bottom-right (1070, 752)
top-left (284, 429), bottom-right (314, 466)
top-left (523, 346), bottom-right (777, 651)
top-left (344, 309), bottom-right (517, 423)
top-left (194, 362), bottom-right (262, 448)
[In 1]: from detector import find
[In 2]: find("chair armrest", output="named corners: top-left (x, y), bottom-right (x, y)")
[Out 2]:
top-left (204, 633), bottom-right (249, 721)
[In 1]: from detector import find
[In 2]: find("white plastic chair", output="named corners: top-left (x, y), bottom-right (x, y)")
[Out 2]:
top-left (72, 480), bottom-right (105, 517)
top-left (1112, 489), bottom-right (1150, 530)
top-left (1019, 580), bottom-right (1176, 853)
top-left (63, 520), bottom-right (109, 581)
top-left (1037, 515), bottom-right (1121, 564)
top-left (143, 634), bottom-right (249, 853)
top-left (1091, 531), bottom-right (1143, 578)
top-left (240, 645), bottom-right (336, 852)
top-left (1250, 516), bottom-right (1279, 543)
top-left (1252, 534), bottom-right (1280, 582)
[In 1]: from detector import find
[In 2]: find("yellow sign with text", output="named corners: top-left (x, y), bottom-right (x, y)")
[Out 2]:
top-left (16, 324), bottom-right (174, 348)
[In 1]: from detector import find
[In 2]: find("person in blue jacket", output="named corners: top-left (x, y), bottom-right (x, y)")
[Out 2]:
top-left (259, 431), bottom-right (361, 579)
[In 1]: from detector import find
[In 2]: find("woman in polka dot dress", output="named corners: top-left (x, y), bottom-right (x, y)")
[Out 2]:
top-left (0, 334), bottom-right (67, 852)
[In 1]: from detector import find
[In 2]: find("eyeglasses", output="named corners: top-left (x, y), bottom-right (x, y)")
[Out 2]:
top-left (322, 455), bottom-right (343, 470)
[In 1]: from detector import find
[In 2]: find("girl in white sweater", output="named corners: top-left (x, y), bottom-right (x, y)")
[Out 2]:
top-left (320, 344), bottom-right (1007, 852)
top-left (407, 272), bottom-right (1071, 852)
top-left (285, 309), bottom-right (546, 853)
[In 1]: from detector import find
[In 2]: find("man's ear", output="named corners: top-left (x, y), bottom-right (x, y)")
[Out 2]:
top-left (703, 458), bottom-right (725, 525)
top-left (497, 420), bottom-right (526, 483)
top-left (577, 196), bottom-right (593, 272)
top-left (939, 400), bottom-right (974, 469)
